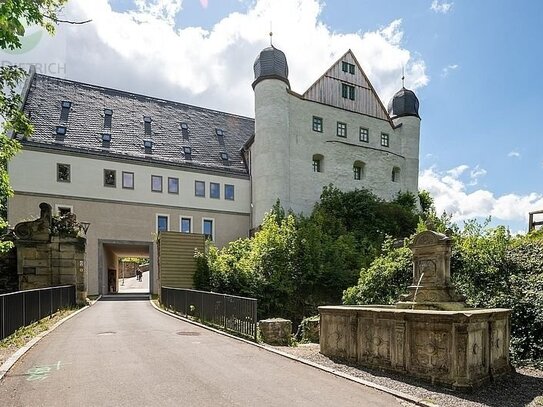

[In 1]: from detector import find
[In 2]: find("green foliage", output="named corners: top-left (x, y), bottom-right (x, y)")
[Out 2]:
top-left (0, 0), bottom-right (67, 50)
top-left (343, 239), bottom-right (412, 305)
top-left (194, 187), bottom-right (419, 326)
top-left (0, 0), bottom-right (67, 253)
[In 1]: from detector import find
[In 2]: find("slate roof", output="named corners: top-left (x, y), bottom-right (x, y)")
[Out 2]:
top-left (21, 73), bottom-right (254, 176)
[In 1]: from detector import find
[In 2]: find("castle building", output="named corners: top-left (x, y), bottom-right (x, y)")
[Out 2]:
top-left (8, 45), bottom-right (421, 296)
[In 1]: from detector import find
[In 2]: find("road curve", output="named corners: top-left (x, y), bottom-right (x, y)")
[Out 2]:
top-left (0, 297), bottom-right (404, 407)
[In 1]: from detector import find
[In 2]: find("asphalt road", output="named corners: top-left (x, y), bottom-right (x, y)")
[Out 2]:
top-left (0, 297), bottom-right (404, 407)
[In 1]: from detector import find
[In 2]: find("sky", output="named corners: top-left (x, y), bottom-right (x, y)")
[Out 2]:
top-left (3, 0), bottom-right (542, 234)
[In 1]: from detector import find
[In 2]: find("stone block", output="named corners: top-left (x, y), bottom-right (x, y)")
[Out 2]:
top-left (297, 315), bottom-right (320, 343)
top-left (22, 259), bottom-right (49, 268)
top-left (258, 318), bottom-right (292, 346)
top-left (319, 306), bottom-right (512, 390)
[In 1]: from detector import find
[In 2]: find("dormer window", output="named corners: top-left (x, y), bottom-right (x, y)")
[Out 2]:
top-left (143, 139), bottom-right (153, 149)
top-left (220, 152), bottom-right (229, 161)
top-left (183, 146), bottom-right (192, 160)
top-left (60, 101), bottom-right (71, 123)
top-left (143, 116), bottom-right (152, 136)
top-left (180, 122), bottom-right (189, 130)
top-left (56, 126), bottom-right (67, 135)
top-left (215, 128), bottom-right (224, 136)
top-left (104, 109), bottom-right (113, 129)
top-left (101, 133), bottom-right (112, 142)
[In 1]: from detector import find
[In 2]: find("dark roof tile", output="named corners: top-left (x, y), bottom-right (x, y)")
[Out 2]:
top-left (22, 74), bottom-right (254, 175)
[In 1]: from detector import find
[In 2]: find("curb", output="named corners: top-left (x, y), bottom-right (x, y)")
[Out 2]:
top-left (150, 300), bottom-right (436, 407)
top-left (0, 296), bottom-right (100, 382)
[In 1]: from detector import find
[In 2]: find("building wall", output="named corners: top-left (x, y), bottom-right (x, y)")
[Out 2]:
top-left (251, 80), bottom-right (420, 226)
top-left (8, 149), bottom-right (251, 295)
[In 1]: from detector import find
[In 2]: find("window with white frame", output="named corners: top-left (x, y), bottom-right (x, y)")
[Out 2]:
top-left (156, 214), bottom-right (169, 232)
top-left (180, 216), bottom-right (192, 233)
top-left (202, 218), bottom-right (214, 241)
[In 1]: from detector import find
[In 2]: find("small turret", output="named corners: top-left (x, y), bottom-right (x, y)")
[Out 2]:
top-left (388, 87), bottom-right (420, 119)
top-left (252, 45), bottom-right (289, 89)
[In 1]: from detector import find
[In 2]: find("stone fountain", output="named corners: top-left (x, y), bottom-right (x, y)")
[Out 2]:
top-left (319, 230), bottom-right (512, 390)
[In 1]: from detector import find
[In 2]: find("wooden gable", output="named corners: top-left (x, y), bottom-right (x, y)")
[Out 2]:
top-left (302, 50), bottom-right (391, 121)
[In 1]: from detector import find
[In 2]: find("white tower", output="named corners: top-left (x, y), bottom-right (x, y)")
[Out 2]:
top-left (387, 87), bottom-right (421, 196)
top-left (251, 44), bottom-right (290, 229)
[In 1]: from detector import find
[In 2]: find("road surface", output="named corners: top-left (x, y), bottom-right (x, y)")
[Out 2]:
top-left (0, 297), bottom-right (405, 407)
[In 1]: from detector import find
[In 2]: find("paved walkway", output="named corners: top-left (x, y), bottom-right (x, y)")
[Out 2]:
top-left (118, 270), bottom-right (149, 294)
top-left (0, 298), bottom-right (404, 407)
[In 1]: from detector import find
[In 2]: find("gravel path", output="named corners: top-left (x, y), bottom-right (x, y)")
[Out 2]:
top-left (272, 343), bottom-right (543, 407)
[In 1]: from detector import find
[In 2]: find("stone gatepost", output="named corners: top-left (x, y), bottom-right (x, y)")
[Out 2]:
top-left (13, 203), bottom-right (87, 304)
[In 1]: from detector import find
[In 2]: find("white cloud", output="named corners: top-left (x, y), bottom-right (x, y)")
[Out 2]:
top-left (420, 166), bottom-right (543, 224)
top-left (2, 0), bottom-right (428, 117)
top-left (430, 1), bottom-right (453, 14)
top-left (508, 150), bottom-right (521, 158)
top-left (441, 63), bottom-right (458, 77)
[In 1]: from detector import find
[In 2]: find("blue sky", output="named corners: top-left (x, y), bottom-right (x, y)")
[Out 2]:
top-left (4, 0), bottom-right (542, 233)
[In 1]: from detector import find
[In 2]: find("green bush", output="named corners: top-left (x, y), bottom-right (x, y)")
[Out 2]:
top-left (194, 187), bottom-right (420, 326)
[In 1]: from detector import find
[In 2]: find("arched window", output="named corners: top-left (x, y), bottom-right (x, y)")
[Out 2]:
top-left (353, 161), bottom-right (365, 180)
top-left (312, 154), bottom-right (323, 173)
top-left (392, 167), bottom-right (401, 182)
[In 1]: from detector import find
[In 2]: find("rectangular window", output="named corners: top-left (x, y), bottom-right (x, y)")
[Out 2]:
top-left (168, 177), bottom-right (179, 194)
top-left (203, 218), bottom-right (214, 241)
top-left (104, 169), bottom-right (116, 187)
top-left (337, 122), bottom-right (347, 138)
top-left (341, 61), bottom-right (354, 74)
top-left (195, 180), bottom-right (205, 197)
top-left (312, 159), bottom-right (321, 173)
top-left (312, 116), bottom-right (323, 132)
top-left (151, 175), bottom-right (163, 192)
top-left (183, 146), bottom-right (192, 160)
top-left (381, 133), bottom-right (390, 147)
top-left (57, 163), bottom-right (70, 183)
top-left (341, 84), bottom-right (355, 100)
top-left (359, 127), bottom-right (369, 142)
top-left (122, 171), bottom-right (134, 189)
top-left (180, 217), bottom-right (192, 233)
top-left (210, 182), bottom-right (220, 199)
top-left (157, 215), bottom-right (169, 232)
top-left (55, 205), bottom-right (73, 216)
top-left (354, 166), bottom-right (361, 180)
top-left (225, 184), bottom-right (235, 201)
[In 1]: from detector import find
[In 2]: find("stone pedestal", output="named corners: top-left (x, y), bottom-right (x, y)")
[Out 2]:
top-left (258, 318), bottom-right (292, 345)
top-left (319, 306), bottom-right (512, 390)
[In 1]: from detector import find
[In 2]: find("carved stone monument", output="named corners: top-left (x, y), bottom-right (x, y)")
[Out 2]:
top-left (319, 230), bottom-right (512, 390)
top-left (396, 231), bottom-right (465, 310)
top-left (13, 203), bottom-right (87, 304)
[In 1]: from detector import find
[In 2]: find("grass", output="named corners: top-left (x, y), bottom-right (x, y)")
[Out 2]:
top-left (0, 308), bottom-right (77, 366)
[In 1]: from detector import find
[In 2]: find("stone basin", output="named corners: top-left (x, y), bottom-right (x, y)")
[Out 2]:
top-left (319, 305), bottom-right (512, 390)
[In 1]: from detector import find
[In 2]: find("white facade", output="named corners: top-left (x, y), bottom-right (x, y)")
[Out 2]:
top-left (250, 50), bottom-right (421, 228)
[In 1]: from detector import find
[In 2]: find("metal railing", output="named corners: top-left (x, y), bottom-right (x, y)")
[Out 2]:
top-left (161, 287), bottom-right (258, 341)
top-left (0, 285), bottom-right (76, 341)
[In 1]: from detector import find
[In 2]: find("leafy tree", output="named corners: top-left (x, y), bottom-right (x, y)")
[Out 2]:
top-left (0, 0), bottom-right (68, 252)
